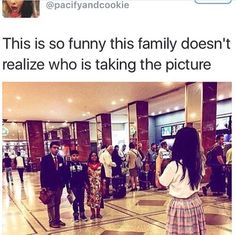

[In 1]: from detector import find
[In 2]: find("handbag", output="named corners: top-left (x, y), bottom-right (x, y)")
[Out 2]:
top-left (39, 189), bottom-right (54, 205)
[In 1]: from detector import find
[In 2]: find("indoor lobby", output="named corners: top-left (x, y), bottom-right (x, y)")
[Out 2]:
top-left (2, 82), bottom-right (232, 235)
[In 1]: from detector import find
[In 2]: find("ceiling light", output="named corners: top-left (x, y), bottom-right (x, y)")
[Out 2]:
top-left (218, 95), bottom-right (224, 100)
top-left (7, 108), bottom-right (12, 112)
top-left (51, 126), bottom-right (55, 128)
top-left (16, 96), bottom-right (21, 100)
top-left (190, 113), bottom-right (196, 118)
top-left (166, 108), bottom-right (170, 112)
top-left (174, 106), bottom-right (179, 111)
top-left (82, 113), bottom-right (86, 116)
top-left (67, 98), bottom-right (73, 103)
top-left (86, 112), bottom-right (91, 115)
top-left (151, 112), bottom-right (155, 116)
top-left (158, 111), bottom-right (162, 114)
top-left (120, 98), bottom-right (124, 102)
top-left (163, 82), bottom-right (173, 86)
top-left (111, 101), bottom-right (116, 105)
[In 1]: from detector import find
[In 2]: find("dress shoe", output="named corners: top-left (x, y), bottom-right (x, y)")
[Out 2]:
top-left (49, 223), bottom-right (60, 228)
top-left (96, 214), bottom-right (103, 219)
top-left (59, 220), bottom-right (66, 226)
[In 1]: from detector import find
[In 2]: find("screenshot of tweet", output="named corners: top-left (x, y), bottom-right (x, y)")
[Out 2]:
top-left (0, 0), bottom-right (235, 235)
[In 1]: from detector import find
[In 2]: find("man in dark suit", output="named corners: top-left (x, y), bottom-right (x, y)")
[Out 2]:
top-left (40, 141), bottom-right (67, 228)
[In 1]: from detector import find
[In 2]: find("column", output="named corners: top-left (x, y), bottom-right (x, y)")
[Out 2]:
top-left (96, 114), bottom-right (112, 147)
top-left (128, 101), bottom-right (149, 153)
top-left (185, 82), bottom-right (217, 152)
top-left (26, 120), bottom-right (45, 171)
top-left (75, 121), bottom-right (91, 161)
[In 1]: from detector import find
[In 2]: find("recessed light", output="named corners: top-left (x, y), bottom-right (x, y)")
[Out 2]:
top-left (218, 95), bottom-right (224, 100)
top-left (174, 106), bottom-right (179, 111)
top-left (7, 108), bottom-right (12, 112)
top-left (190, 113), bottom-right (196, 118)
top-left (158, 111), bottom-right (162, 114)
top-left (151, 112), bottom-right (155, 116)
top-left (120, 98), bottom-right (124, 102)
top-left (163, 82), bottom-right (173, 86)
top-left (111, 101), bottom-right (116, 105)
top-left (67, 98), bottom-right (73, 103)
top-left (16, 96), bottom-right (21, 100)
top-left (166, 108), bottom-right (170, 112)
top-left (51, 126), bottom-right (55, 128)
top-left (87, 112), bottom-right (91, 115)
top-left (82, 113), bottom-right (86, 116)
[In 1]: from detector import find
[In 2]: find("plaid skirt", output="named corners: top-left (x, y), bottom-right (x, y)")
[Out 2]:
top-left (166, 193), bottom-right (206, 235)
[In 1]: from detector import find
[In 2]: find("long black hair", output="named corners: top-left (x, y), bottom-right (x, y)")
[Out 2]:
top-left (171, 127), bottom-right (202, 190)
top-left (21, 1), bottom-right (33, 17)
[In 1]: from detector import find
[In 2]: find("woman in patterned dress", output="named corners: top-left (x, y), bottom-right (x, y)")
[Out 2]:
top-left (87, 151), bottom-right (106, 219)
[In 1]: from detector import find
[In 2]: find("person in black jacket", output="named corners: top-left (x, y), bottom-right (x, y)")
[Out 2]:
top-left (112, 145), bottom-right (122, 177)
top-left (40, 141), bottom-right (67, 228)
top-left (66, 150), bottom-right (89, 222)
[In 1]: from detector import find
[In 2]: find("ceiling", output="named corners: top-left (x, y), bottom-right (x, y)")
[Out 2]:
top-left (2, 82), bottom-right (231, 123)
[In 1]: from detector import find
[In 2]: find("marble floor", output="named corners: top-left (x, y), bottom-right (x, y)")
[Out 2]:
top-left (2, 171), bottom-right (232, 235)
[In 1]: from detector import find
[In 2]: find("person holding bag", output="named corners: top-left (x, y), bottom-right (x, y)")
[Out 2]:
top-left (40, 141), bottom-right (67, 229)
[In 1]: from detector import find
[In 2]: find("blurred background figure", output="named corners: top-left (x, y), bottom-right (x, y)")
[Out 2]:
top-left (2, 152), bottom-right (14, 185)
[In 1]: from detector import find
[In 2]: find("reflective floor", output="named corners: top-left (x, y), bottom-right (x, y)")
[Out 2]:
top-left (2, 172), bottom-right (232, 235)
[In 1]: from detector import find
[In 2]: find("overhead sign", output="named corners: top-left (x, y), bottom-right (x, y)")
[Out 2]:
top-left (2, 126), bottom-right (9, 137)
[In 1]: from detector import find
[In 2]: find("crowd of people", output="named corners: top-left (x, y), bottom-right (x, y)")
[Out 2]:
top-left (2, 128), bottom-right (232, 234)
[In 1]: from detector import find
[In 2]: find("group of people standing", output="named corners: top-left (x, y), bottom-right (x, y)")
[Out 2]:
top-left (2, 151), bottom-right (26, 184)
top-left (39, 127), bottom-right (210, 234)
top-left (39, 140), bottom-right (173, 228)
top-left (3, 129), bottom-right (232, 234)
top-left (40, 142), bottom-right (106, 228)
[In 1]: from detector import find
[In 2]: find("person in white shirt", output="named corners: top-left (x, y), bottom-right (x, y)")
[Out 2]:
top-left (99, 145), bottom-right (116, 198)
top-left (15, 151), bottom-right (25, 183)
top-left (156, 141), bottom-right (172, 179)
top-left (156, 127), bottom-right (206, 235)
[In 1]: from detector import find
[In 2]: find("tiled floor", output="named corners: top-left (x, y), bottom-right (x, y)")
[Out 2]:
top-left (2, 171), bottom-right (232, 235)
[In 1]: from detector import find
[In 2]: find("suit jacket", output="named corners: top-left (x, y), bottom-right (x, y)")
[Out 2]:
top-left (40, 153), bottom-right (66, 190)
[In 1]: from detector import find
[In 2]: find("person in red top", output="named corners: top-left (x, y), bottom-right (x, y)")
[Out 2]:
top-left (87, 152), bottom-right (106, 220)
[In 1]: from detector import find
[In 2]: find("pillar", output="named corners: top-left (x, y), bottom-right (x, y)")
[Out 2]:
top-left (26, 120), bottom-right (45, 170)
top-left (128, 101), bottom-right (149, 153)
top-left (185, 82), bottom-right (217, 152)
top-left (96, 114), bottom-right (112, 146)
top-left (75, 121), bottom-right (91, 161)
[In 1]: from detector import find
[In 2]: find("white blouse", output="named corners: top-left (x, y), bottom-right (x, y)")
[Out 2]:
top-left (159, 161), bottom-right (202, 198)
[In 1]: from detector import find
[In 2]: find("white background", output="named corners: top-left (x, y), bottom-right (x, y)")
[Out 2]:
top-left (0, 1), bottom-right (235, 233)
top-left (0, 1), bottom-right (235, 82)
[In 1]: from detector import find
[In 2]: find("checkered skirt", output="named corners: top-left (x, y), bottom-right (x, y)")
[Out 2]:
top-left (166, 193), bottom-right (206, 235)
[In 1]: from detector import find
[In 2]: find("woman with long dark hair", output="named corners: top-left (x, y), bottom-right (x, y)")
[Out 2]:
top-left (156, 127), bottom-right (206, 235)
top-left (87, 151), bottom-right (106, 219)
